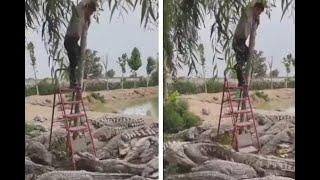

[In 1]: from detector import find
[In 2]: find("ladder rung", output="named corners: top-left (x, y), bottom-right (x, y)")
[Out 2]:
top-left (68, 126), bottom-right (88, 132)
top-left (63, 113), bottom-right (86, 119)
top-left (236, 121), bottom-right (253, 127)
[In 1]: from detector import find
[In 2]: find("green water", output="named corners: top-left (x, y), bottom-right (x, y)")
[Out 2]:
top-left (120, 96), bottom-right (158, 118)
top-left (94, 95), bottom-right (158, 118)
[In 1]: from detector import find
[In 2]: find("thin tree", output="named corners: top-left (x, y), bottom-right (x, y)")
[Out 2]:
top-left (117, 53), bottom-right (128, 89)
top-left (128, 47), bottom-right (142, 88)
top-left (268, 56), bottom-right (273, 89)
top-left (27, 42), bottom-right (39, 95)
top-left (146, 56), bottom-right (156, 87)
top-left (102, 54), bottom-right (109, 90)
top-left (282, 54), bottom-right (292, 88)
top-left (198, 44), bottom-right (207, 93)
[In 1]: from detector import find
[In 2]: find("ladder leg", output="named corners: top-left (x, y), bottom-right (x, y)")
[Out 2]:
top-left (70, 91), bottom-right (75, 114)
top-left (217, 83), bottom-right (226, 136)
top-left (65, 130), bottom-right (76, 170)
top-left (80, 98), bottom-right (96, 156)
top-left (49, 92), bottom-right (57, 150)
top-left (232, 125), bottom-right (239, 151)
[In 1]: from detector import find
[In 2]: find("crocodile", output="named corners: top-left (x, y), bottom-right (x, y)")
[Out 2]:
top-left (97, 125), bottom-right (158, 160)
top-left (74, 152), bottom-right (157, 178)
top-left (164, 141), bottom-right (295, 178)
top-left (166, 171), bottom-right (237, 180)
top-left (92, 115), bottom-right (145, 129)
top-left (255, 112), bottom-right (295, 125)
top-left (93, 126), bottom-right (128, 142)
top-left (121, 126), bottom-right (158, 142)
top-left (25, 157), bottom-right (54, 178)
top-left (123, 136), bottom-right (158, 164)
top-left (36, 170), bottom-right (134, 180)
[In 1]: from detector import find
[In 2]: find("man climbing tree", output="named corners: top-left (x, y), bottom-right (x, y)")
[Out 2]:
top-left (64, 0), bottom-right (97, 88)
top-left (232, 0), bottom-right (266, 86)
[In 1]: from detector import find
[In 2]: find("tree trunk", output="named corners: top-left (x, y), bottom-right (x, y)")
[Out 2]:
top-left (203, 65), bottom-right (207, 93)
top-left (121, 73), bottom-right (124, 89)
top-left (33, 66), bottom-right (39, 95)
top-left (244, 22), bottom-right (258, 93)
top-left (164, 57), bottom-right (168, 101)
top-left (240, 20), bottom-right (258, 122)
top-left (106, 78), bottom-right (109, 90)
top-left (74, 9), bottom-right (89, 138)
top-left (285, 73), bottom-right (288, 88)
top-left (269, 57), bottom-right (273, 89)
top-left (147, 75), bottom-right (149, 87)
top-left (133, 72), bottom-right (136, 88)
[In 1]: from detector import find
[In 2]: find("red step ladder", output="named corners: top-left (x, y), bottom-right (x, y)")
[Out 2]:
top-left (48, 85), bottom-right (96, 169)
top-left (217, 69), bottom-right (260, 153)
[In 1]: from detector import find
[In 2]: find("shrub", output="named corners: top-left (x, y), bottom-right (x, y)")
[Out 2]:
top-left (90, 92), bottom-right (105, 103)
top-left (172, 81), bottom-right (197, 94)
top-left (149, 70), bottom-right (159, 86)
top-left (253, 90), bottom-right (270, 101)
top-left (163, 103), bottom-right (184, 133)
top-left (38, 79), bottom-right (55, 95)
top-left (182, 111), bottom-right (201, 129)
top-left (169, 79), bottom-right (295, 94)
top-left (164, 91), bottom-right (201, 134)
top-left (206, 79), bottom-right (224, 93)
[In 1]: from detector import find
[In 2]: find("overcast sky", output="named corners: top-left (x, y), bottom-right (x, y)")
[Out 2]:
top-left (25, 2), bottom-right (294, 79)
top-left (25, 5), bottom-right (158, 79)
top-left (179, 2), bottom-right (295, 78)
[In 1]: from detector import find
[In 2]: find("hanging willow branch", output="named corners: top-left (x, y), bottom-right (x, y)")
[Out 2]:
top-left (25, 0), bottom-right (158, 78)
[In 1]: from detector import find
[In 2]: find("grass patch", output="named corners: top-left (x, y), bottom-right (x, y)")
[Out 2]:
top-left (25, 123), bottom-right (37, 136)
top-left (253, 90), bottom-right (270, 101)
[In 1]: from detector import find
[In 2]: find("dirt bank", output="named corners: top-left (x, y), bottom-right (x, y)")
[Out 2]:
top-left (181, 88), bottom-right (294, 127)
top-left (25, 87), bottom-right (158, 130)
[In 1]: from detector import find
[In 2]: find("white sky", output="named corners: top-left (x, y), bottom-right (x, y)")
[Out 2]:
top-left (178, 3), bottom-right (295, 78)
top-left (25, 5), bottom-right (158, 79)
top-left (25, 2), bottom-right (294, 79)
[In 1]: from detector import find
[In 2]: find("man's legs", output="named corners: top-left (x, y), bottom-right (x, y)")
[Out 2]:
top-left (64, 36), bottom-right (80, 88)
top-left (233, 39), bottom-right (249, 86)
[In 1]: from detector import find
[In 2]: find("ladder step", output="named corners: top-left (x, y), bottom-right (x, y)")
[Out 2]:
top-left (63, 113), bottom-right (86, 119)
top-left (68, 126), bottom-right (88, 132)
top-left (238, 145), bottom-right (258, 153)
top-left (236, 121), bottom-right (253, 128)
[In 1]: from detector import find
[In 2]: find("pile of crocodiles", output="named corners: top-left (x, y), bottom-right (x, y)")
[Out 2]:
top-left (25, 114), bottom-right (159, 180)
top-left (164, 111), bottom-right (295, 180)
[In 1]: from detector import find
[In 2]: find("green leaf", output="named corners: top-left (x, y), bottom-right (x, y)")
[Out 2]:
top-left (149, 5), bottom-right (156, 21)
top-left (134, 0), bottom-right (139, 8)
top-left (281, 0), bottom-right (293, 21)
top-left (141, 0), bottom-right (148, 24)
top-left (110, 1), bottom-right (118, 21)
